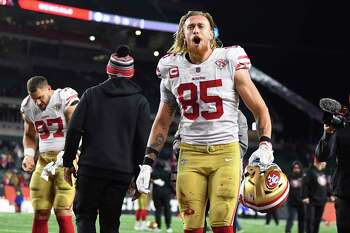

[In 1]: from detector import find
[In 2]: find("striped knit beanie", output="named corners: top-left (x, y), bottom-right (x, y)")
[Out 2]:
top-left (106, 45), bottom-right (134, 78)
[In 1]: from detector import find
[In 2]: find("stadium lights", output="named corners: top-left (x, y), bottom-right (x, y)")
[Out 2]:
top-left (89, 35), bottom-right (95, 41)
top-left (135, 30), bottom-right (141, 36)
top-left (17, 0), bottom-right (178, 33)
top-left (34, 18), bottom-right (54, 26)
top-left (153, 51), bottom-right (159, 57)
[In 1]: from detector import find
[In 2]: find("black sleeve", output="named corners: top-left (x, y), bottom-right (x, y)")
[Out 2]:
top-left (315, 131), bottom-right (337, 162)
top-left (63, 90), bottom-right (89, 167)
top-left (133, 96), bottom-right (152, 173)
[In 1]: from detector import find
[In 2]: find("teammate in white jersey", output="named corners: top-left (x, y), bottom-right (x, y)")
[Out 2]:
top-left (21, 76), bottom-right (78, 233)
top-left (136, 11), bottom-right (274, 233)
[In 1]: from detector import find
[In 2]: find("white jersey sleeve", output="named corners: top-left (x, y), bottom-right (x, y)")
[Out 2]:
top-left (20, 96), bottom-right (32, 122)
top-left (156, 54), bottom-right (178, 105)
top-left (59, 87), bottom-right (79, 110)
top-left (226, 45), bottom-right (252, 71)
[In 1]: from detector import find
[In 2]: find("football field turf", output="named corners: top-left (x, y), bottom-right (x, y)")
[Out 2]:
top-left (0, 213), bottom-right (336, 233)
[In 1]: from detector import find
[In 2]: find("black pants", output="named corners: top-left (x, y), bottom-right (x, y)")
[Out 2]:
top-left (305, 204), bottom-right (325, 233)
top-left (152, 188), bottom-right (172, 229)
top-left (285, 204), bottom-right (304, 233)
top-left (266, 210), bottom-right (279, 225)
top-left (335, 197), bottom-right (350, 233)
top-left (73, 175), bottom-right (129, 233)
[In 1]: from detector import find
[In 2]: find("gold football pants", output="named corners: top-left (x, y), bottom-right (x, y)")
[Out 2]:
top-left (30, 151), bottom-right (75, 210)
top-left (137, 193), bottom-right (149, 209)
top-left (176, 142), bottom-right (241, 230)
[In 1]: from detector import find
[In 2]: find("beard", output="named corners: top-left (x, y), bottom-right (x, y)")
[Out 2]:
top-left (187, 36), bottom-right (210, 55)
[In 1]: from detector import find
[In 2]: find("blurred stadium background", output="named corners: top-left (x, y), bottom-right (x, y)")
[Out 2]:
top-left (0, 0), bottom-right (346, 232)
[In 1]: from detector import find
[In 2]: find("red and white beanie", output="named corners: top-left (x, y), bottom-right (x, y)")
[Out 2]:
top-left (106, 45), bottom-right (134, 79)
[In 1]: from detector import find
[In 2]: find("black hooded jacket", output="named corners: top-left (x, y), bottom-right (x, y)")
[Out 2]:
top-left (63, 78), bottom-right (151, 184)
top-left (302, 165), bottom-right (329, 206)
top-left (316, 128), bottom-right (350, 199)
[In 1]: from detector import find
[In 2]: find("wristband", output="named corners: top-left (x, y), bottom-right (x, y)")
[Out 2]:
top-left (24, 148), bottom-right (35, 157)
top-left (143, 157), bottom-right (155, 166)
top-left (145, 147), bottom-right (159, 157)
top-left (259, 136), bottom-right (272, 144)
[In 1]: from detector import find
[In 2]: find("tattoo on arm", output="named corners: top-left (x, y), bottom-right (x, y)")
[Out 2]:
top-left (166, 104), bottom-right (177, 117)
top-left (150, 133), bottom-right (165, 150)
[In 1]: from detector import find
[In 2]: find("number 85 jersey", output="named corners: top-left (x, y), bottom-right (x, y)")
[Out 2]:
top-left (157, 46), bottom-right (251, 145)
top-left (20, 88), bottom-right (79, 153)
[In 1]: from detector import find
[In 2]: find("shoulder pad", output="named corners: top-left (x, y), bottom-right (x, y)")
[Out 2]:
top-left (59, 87), bottom-right (79, 106)
top-left (20, 96), bottom-right (31, 113)
top-left (156, 53), bottom-right (180, 79)
top-left (225, 45), bottom-right (251, 70)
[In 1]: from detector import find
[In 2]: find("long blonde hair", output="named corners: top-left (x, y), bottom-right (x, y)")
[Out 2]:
top-left (167, 11), bottom-right (219, 54)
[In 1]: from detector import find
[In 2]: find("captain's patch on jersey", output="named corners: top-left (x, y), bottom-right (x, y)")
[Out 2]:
top-left (169, 66), bottom-right (179, 79)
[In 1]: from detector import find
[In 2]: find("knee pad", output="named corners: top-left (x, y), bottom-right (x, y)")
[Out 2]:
top-left (216, 177), bottom-right (235, 199)
top-left (54, 190), bottom-right (74, 209)
top-left (210, 201), bottom-right (231, 224)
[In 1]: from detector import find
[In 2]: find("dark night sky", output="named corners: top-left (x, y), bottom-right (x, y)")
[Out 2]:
top-left (206, 1), bottom-right (348, 141)
top-left (208, 1), bottom-right (348, 102)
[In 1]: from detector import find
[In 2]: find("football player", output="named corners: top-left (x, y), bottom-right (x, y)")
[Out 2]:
top-left (136, 11), bottom-right (273, 233)
top-left (21, 76), bottom-right (78, 233)
top-left (134, 193), bottom-right (150, 231)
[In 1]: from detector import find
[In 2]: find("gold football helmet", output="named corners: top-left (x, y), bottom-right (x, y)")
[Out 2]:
top-left (240, 163), bottom-right (289, 213)
top-left (147, 221), bottom-right (158, 230)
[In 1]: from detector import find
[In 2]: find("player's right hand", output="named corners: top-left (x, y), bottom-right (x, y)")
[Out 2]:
top-left (136, 165), bottom-right (152, 194)
top-left (22, 156), bottom-right (35, 172)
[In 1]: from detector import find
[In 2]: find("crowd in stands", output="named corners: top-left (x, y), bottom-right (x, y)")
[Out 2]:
top-left (0, 139), bottom-right (30, 209)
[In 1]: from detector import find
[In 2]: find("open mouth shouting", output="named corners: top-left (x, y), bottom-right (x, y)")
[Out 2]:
top-left (192, 36), bottom-right (201, 45)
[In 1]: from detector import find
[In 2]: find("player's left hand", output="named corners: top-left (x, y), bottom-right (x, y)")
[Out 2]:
top-left (249, 141), bottom-right (274, 166)
top-left (64, 167), bottom-right (76, 186)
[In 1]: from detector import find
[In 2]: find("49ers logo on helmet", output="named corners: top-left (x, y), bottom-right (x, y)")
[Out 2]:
top-left (266, 170), bottom-right (280, 189)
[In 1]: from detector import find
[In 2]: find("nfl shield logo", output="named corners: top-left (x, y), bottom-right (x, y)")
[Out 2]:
top-left (195, 67), bottom-right (201, 73)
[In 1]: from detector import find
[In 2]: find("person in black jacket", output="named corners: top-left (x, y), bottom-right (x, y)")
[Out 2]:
top-left (302, 157), bottom-right (328, 233)
top-left (285, 161), bottom-right (304, 233)
top-left (151, 159), bottom-right (173, 232)
top-left (62, 45), bottom-right (151, 233)
top-left (316, 123), bottom-right (350, 233)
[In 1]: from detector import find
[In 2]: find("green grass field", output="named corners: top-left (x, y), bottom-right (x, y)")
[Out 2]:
top-left (0, 213), bottom-right (336, 233)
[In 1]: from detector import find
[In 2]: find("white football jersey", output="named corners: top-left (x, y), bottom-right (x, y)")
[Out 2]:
top-left (157, 46), bottom-right (251, 145)
top-left (20, 88), bottom-right (79, 152)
